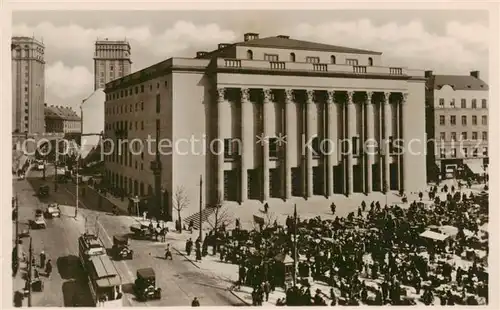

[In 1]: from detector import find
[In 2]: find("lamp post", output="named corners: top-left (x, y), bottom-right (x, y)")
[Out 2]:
top-left (54, 159), bottom-right (58, 192)
top-left (199, 175), bottom-right (203, 242)
top-left (27, 237), bottom-right (33, 307)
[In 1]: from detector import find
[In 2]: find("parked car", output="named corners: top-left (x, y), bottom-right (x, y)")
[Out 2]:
top-left (134, 268), bottom-right (161, 301)
top-left (44, 203), bottom-right (61, 218)
top-left (38, 185), bottom-right (50, 197)
top-left (31, 209), bottom-right (46, 229)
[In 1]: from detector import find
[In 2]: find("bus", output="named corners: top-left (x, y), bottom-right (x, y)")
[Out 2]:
top-left (78, 233), bottom-right (106, 269)
top-left (86, 254), bottom-right (124, 307)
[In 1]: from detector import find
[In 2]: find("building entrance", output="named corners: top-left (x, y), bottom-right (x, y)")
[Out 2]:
top-left (270, 168), bottom-right (281, 198)
top-left (291, 167), bottom-right (302, 197)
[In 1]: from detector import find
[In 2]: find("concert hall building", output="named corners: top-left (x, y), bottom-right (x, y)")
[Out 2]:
top-left (103, 33), bottom-right (427, 213)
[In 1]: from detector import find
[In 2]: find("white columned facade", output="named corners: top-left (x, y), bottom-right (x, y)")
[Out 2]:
top-left (305, 90), bottom-right (314, 198)
top-left (326, 90), bottom-right (335, 197)
top-left (383, 92), bottom-right (391, 192)
top-left (240, 88), bottom-right (250, 202)
top-left (365, 91), bottom-right (374, 193)
top-left (284, 89), bottom-right (294, 199)
top-left (346, 91), bottom-right (355, 196)
top-left (400, 93), bottom-right (408, 191)
top-left (262, 88), bottom-right (272, 201)
top-left (216, 88), bottom-right (225, 200)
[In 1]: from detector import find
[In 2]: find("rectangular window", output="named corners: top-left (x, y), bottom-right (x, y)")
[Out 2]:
top-left (461, 99), bottom-right (466, 108)
top-left (141, 101), bottom-right (144, 111)
top-left (224, 138), bottom-right (240, 160)
top-left (473, 148), bottom-right (478, 157)
top-left (264, 54), bottom-right (279, 61)
top-left (482, 115), bottom-right (487, 125)
top-left (141, 121), bottom-right (144, 130)
top-left (472, 99), bottom-right (477, 108)
top-left (461, 132), bottom-right (467, 140)
top-left (269, 137), bottom-right (279, 159)
top-left (439, 115), bottom-right (445, 125)
top-left (440, 148), bottom-right (446, 158)
top-left (472, 132), bottom-right (478, 140)
top-left (461, 115), bottom-right (467, 125)
top-left (450, 99), bottom-right (455, 107)
top-left (439, 99), bottom-right (444, 107)
top-left (110, 65), bottom-right (114, 71)
top-left (156, 94), bottom-right (161, 113)
top-left (156, 119), bottom-right (160, 132)
top-left (346, 59), bottom-right (358, 66)
top-left (483, 147), bottom-right (488, 156)
top-left (450, 115), bottom-right (456, 125)
top-left (482, 99), bottom-right (487, 108)
top-left (472, 115), bottom-right (477, 125)
top-left (440, 132), bottom-right (446, 141)
top-left (451, 132), bottom-right (457, 141)
top-left (462, 148), bottom-right (468, 158)
top-left (141, 85), bottom-right (144, 93)
top-left (451, 148), bottom-right (456, 158)
top-left (135, 86), bottom-right (139, 94)
top-left (306, 56), bottom-right (320, 64)
top-left (482, 131), bottom-right (488, 141)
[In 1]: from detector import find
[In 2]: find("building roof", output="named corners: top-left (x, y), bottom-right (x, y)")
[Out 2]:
top-left (429, 74), bottom-right (489, 91)
top-left (234, 36), bottom-right (382, 55)
top-left (45, 105), bottom-right (81, 121)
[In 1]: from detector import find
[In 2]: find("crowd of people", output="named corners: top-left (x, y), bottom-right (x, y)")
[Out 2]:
top-left (188, 183), bottom-right (488, 306)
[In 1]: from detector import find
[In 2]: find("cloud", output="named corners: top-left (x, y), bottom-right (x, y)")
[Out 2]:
top-left (46, 61), bottom-right (93, 100)
top-left (12, 20), bottom-right (236, 59)
top-left (291, 19), bottom-right (488, 72)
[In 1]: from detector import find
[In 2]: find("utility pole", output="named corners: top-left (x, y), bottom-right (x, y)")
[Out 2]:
top-left (54, 160), bottom-right (58, 192)
top-left (292, 203), bottom-right (298, 287)
top-left (151, 124), bottom-right (163, 220)
top-left (13, 196), bottom-right (20, 275)
top-left (199, 175), bottom-right (203, 241)
top-left (75, 155), bottom-right (79, 219)
top-left (27, 237), bottom-right (33, 307)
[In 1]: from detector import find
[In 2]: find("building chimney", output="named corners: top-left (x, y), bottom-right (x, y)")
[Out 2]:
top-left (218, 43), bottom-right (230, 50)
top-left (196, 51), bottom-right (208, 58)
top-left (425, 70), bottom-right (433, 78)
top-left (243, 33), bottom-right (259, 42)
top-left (470, 71), bottom-right (480, 79)
top-left (277, 35), bottom-right (290, 39)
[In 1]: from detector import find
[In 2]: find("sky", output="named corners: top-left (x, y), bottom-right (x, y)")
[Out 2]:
top-left (12, 10), bottom-right (490, 111)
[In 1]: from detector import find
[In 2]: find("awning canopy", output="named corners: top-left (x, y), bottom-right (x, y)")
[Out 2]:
top-left (420, 230), bottom-right (449, 241)
top-left (466, 162), bottom-right (485, 175)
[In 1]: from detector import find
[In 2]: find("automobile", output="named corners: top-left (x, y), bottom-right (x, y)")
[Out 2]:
top-left (36, 162), bottom-right (45, 171)
top-left (38, 185), bottom-right (49, 197)
top-left (130, 224), bottom-right (153, 239)
top-left (134, 268), bottom-right (161, 301)
top-left (111, 234), bottom-right (133, 260)
top-left (31, 209), bottom-right (47, 229)
top-left (44, 203), bottom-right (61, 218)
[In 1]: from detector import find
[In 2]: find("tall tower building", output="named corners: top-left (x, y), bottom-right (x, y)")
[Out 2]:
top-left (11, 36), bottom-right (46, 134)
top-left (93, 38), bottom-right (132, 90)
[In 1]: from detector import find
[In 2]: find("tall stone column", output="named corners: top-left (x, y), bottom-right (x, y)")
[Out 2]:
top-left (262, 89), bottom-right (272, 201)
top-left (346, 91), bottom-right (355, 196)
top-left (240, 88), bottom-right (250, 203)
top-left (326, 90), bottom-right (335, 197)
top-left (400, 93), bottom-right (408, 191)
top-left (305, 90), bottom-right (314, 198)
top-left (383, 92), bottom-right (391, 192)
top-left (217, 88), bottom-right (225, 201)
top-left (284, 89), bottom-right (294, 199)
top-left (365, 91), bottom-right (375, 193)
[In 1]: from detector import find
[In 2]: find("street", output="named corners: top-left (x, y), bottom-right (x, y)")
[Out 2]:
top-left (13, 165), bottom-right (244, 306)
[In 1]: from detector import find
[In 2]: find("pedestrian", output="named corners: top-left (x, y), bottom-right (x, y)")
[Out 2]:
top-left (263, 280), bottom-right (270, 302)
top-left (264, 202), bottom-right (269, 213)
top-left (191, 297), bottom-right (200, 307)
top-left (39, 251), bottom-right (46, 269)
top-left (195, 247), bottom-right (202, 261)
top-left (45, 259), bottom-right (52, 277)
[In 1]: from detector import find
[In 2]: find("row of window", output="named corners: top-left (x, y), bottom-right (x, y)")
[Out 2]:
top-left (439, 147), bottom-right (488, 158)
top-left (439, 115), bottom-right (487, 126)
top-left (439, 131), bottom-right (488, 141)
top-left (248, 50), bottom-right (372, 66)
top-left (106, 81), bottom-right (168, 102)
top-left (106, 94), bottom-right (161, 116)
top-left (105, 119), bottom-right (145, 131)
top-left (438, 98), bottom-right (487, 109)
top-left (105, 171), bottom-right (148, 197)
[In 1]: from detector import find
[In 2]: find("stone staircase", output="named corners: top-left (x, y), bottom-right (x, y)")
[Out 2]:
top-left (182, 207), bottom-right (216, 229)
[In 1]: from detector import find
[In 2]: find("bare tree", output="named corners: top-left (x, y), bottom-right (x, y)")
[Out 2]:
top-left (253, 211), bottom-right (279, 231)
top-left (206, 191), bottom-right (233, 232)
top-left (173, 186), bottom-right (190, 232)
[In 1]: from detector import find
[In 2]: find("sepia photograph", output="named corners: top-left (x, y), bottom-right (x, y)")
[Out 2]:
top-left (9, 5), bottom-right (491, 307)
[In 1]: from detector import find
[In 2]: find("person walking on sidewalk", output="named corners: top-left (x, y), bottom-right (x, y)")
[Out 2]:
top-left (39, 251), bottom-right (46, 269)
top-left (191, 297), bottom-right (200, 307)
top-left (45, 259), bottom-right (52, 277)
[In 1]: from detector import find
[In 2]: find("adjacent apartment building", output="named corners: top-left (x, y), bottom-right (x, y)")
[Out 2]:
top-left (103, 33), bottom-right (427, 217)
top-left (94, 39), bottom-right (132, 90)
top-left (44, 104), bottom-right (82, 133)
top-left (11, 36), bottom-right (46, 134)
top-left (425, 71), bottom-right (489, 181)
